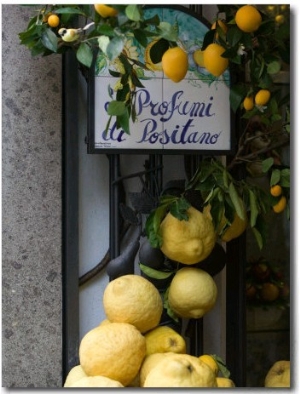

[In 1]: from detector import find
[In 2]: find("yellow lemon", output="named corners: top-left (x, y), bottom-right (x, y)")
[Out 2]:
top-left (255, 89), bottom-right (271, 106)
top-left (219, 212), bottom-right (248, 242)
top-left (68, 376), bottom-right (124, 387)
top-left (79, 322), bottom-right (146, 386)
top-left (203, 43), bottom-right (229, 77)
top-left (103, 274), bottom-right (163, 333)
top-left (162, 46), bottom-right (188, 82)
top-left (216, 377), bottom-right (236, 387)
top-left (193, 49), bottom-right (205, 67)
top-left (143, 353), bottom-right (218, 387)
top-left (94, 4), bottom-right (118, 18)
top-left (140, 352), bottom-right (174, 386)
top-left (270, 184), bottom-right (282, 197)
top-left (199, 355), bottom-right (219, 376)
top-left (144, 39), bottom-right (164, 71)
top-left (64, 365), bottom-right (87, 387)
top-left (160, 206), bottom-right (216, 265)
top-left (272, 196), bottom-right (287, 213)
top-left (144, 325), bottom-right (186, 356)
top-left (168, 267), bottom-right (218, 319)
top-left (243, 95), bottom-right (254, 111)
top-left (235, 5), bottom-right (262, 33)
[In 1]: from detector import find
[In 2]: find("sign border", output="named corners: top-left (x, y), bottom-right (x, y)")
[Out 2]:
top-left (87, 5), bottom-right (235, 155)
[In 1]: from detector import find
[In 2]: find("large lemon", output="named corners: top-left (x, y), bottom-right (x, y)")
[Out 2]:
top-left (235, 5), bottom-right (262, 33)
top-left (103, 274), bottom-right (163, 333)
top-left (160, 206), bottom-right (216, 265)
top-left (64, 365), bottom-right (87, 387)
top-left (203, 43), bottom-right (229, 77)
top-left (79, 322), bottom-right (146, 386)
top-left (143, 353), bottom-right (218, 387)
top-left (168, 267), bottom-right (218, 319)
top-left (144, 325), bottom-right (186, 356)
top-left (68, 376), bottom-right (124, 387)
top-left (162, 46), bottom-right (188, 83)
top-left (140, 352), bottom-right (174, 387)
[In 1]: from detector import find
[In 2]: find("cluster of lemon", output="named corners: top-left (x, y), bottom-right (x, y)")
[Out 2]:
top-left (270, 184), bottom-right (287, 213)
top-left (63, 273), bottom-right (233, 388)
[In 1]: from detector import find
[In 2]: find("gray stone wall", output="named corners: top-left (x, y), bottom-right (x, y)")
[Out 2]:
top-left (2, 5), bottom-right (63, 387)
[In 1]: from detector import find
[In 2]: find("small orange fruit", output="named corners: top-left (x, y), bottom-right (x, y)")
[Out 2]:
top-left (47, 14), bottom-right (60, 28)
top-left (162, 46), bottom-right (188, 83)
top-left (270, 184), bottom-right (282, 197)
top-left (260, 282), bottom-right (280, 301)
top-left (243, 95), bottom-right (254, 111)
top-left (255, 89), bottom-right (271, 106)
top-left (203, 43), bottom-right (229, 77)
top-left (94, 4), bottom-right (118, 18)
top-left (235, 5), bottom-right (262, 33)
top-left (272, 196), bottom-right (287, 213)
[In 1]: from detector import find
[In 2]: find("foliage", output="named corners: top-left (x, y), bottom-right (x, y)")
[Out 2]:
top-left (18, 4), bottom-right (290, 249)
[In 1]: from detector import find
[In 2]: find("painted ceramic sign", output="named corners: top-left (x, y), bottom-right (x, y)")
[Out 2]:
top-left (90, 6), bottom-right (231, 154)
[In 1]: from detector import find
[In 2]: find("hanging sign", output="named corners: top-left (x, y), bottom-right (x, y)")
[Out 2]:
top-left (87, 6), bottom-right (232, 154)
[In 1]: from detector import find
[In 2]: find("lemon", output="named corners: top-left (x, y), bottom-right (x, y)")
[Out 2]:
top-left (270, 184), bottom-right (282, 197)
top-left (255, 89), bottom-right (271, 106)
top-left (79, 322), bottom-right (146, 386)
top-left (143, 353), bottom-right (218, 387)
top-left (219, 211), bottom-right (248, 242)
top-left (193, 49), bottom-right (205, 68)
top-left (144, 39), bottom-right (164, 71)
top-left (140, 352), bottom-right (174, 386)
top-left (103, 274), bottom-right (163, 333)
top-left (216, 377), bottom-right (236, 387)
top-left (199, 355), bottom-right (219, 376)
top-left (235, 5), bottom-right (262, 33)
top-left (64, 365), bottom-right (87, 387)
top-left (203, 43), bottom-right (229, 77)
top-left (272, 195), bottom-right (287, 213)
top-left (160, 207), bottom-right (216, 265)
top-left (162, 46), bottom-right (188, 83)
top-left (94, 4), bottom-right (118, 18)
top-left (47, 14), bottom-right (60, 28)
top-left (144, 325), bottom-right (186, 356)
top-left (243, 95), bottom-right (254, 111)
top-left (168, 267), bottom-right (218, 319)
top-left (68, 376), bottom-right (124, 387)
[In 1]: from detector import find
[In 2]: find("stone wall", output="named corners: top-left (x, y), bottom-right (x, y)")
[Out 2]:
top-left (2, 5), bottom-right (63, 387)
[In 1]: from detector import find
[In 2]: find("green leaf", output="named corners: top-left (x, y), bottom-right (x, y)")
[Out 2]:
top-left (169, 198), bottom-right (191, 221)
top-left (76, 42), bottom-right (93, 68)
top-left (41, 28), bottom-right (58, 53)
top-left (117, 110), bottom-right (130, 134)
top-left (125, 4), bottom-right (141, 22)
top-left (230, 84), bottom-right (247, 113)
top-left (157, 21), bottom-right (179, 42)
top-left (270, 168), bottom-right (281, 186)
top-left (267, 60), bottom-right (281, 75)
top-left (139, 263), bottom-right (175, 279)
top-left (201, 29), bottom-right (215, 50)
top-left (145, 204), bottom-right (169, 248)
top-left (133, 28), bottom-right (148, 48)
top-left (106, 36), bottom-right (124, 61)
top-left (279, 168), bottom-right (290, 187)
top-left (98, 35), bottom-right (110, 54)
top-left (212, 354), bottom-right (231, 378)
top-left (53, 7), bottom-right (87, 15)
top-left (249, 189), bottom-right (259, 227)
top-left (226, 25), bottom-right (243, 47)
top-left (106, 100), bottom-right (126, 116)
top-left (228, 182), bottom-right (245, 220)
top-left (251, 227), bottom-right (263, 250)
top-left (261, 157), bottom-right (274, 173)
